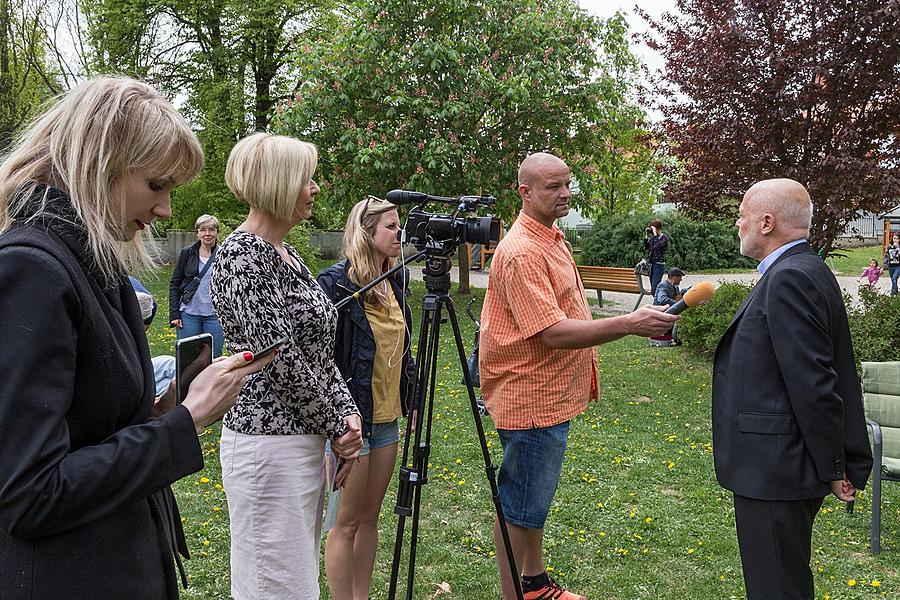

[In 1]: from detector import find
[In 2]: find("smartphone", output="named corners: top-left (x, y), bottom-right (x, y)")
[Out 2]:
top-left (249, 335), bottom-right (290, 364)
top-left (332, 457), bottom-right (352, 491)
top-left (175, 333), bottom-right (214, 404)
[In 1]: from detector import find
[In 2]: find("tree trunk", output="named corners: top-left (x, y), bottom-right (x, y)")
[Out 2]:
top-left (457, 244), bottom-right (470, 294)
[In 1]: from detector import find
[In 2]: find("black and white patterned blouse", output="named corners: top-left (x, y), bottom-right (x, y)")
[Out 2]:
top-left (210, 230), bottom-right (358, 437)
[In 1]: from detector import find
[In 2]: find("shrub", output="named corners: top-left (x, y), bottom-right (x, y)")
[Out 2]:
top-left (580, 212), bottom-right (755, 271)
top-left (677, 282), bottom-right (753, 354)
top-left (847, 286), bottom-right (900, 368)
top-left (284, 222), bottom-right (321, 272)
top-left (678, 282), bottom-right (900, 368)
top-left (580, 212), bottom-right (647, 267)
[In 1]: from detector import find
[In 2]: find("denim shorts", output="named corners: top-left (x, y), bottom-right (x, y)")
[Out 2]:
top-left (497, 421), bottom-right (570, 529)
top-left (361, 419), bottom-right (400, 457)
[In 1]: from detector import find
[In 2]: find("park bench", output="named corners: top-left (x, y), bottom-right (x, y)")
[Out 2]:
top-left (576, 265), bottom-right (649, 311)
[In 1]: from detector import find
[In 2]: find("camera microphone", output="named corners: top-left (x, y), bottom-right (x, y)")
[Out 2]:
top-left (664, 281), bottom-right (715, 315)
top-left (386, 189), bottom-right (496, 206)
top-left (387, 190), bottom-right (434, 204)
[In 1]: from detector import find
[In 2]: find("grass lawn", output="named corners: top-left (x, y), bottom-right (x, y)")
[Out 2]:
top-left (828, 245), bottom-right (886, 277)
top-left (139, 264), bottom-right (898, 599)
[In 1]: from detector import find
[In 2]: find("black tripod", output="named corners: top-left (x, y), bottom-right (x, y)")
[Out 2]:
top-left (387, 253), bottom-right (524, 600)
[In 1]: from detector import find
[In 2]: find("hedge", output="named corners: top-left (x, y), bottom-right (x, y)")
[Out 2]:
top-left (581, 212), bottom-right (755, 271)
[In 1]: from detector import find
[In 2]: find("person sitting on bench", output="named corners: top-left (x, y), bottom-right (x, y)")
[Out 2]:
top-left (654, 267), bottom-right (688, 307)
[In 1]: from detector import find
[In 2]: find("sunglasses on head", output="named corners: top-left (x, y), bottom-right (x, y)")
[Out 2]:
top-left (359, 195), bottom-right (384, 223)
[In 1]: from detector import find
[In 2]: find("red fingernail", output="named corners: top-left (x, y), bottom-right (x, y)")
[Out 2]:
top-left (243, 352), bottom-right (254, 361)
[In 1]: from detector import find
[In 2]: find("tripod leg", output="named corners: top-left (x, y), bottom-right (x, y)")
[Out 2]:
top-left (445, 300), bottom-right (524, 600)
top-left (389, 293), bottom-right (442, 600)
top-left (404, 297), bottom-right (442, 600)
top-left (388, 296), bottom-right (435, 600)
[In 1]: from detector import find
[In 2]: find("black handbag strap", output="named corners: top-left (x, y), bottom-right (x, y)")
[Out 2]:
top-left (196, 245), bottom-right (216, 279)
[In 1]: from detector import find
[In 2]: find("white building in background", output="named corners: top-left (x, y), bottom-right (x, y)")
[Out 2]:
top-left (556, 200), bottom-right (677, 230)
top-left (557, 206), bottom-right (592, 229)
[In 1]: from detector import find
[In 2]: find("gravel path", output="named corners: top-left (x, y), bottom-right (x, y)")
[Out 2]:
top-left (408, 265), bottom-right (879, 314)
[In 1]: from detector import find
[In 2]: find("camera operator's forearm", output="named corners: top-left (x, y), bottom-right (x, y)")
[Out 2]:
top-left (540, 307), bottom-right (679, 349)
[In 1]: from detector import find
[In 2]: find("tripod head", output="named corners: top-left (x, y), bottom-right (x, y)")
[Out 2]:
top-left (421, 255), bottom-right (452, 295)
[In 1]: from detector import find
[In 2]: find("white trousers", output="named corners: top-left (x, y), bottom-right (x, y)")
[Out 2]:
top-left (221, 426), bottom-right (326, 600)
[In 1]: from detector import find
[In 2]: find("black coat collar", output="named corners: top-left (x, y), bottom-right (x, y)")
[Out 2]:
top-left (15, 184), bottom-right (123, 289)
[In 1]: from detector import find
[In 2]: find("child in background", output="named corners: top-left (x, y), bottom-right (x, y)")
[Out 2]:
top-left (860, 258), bottom-right (882, 288)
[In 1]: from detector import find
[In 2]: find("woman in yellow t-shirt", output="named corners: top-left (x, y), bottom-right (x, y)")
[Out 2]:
top-left (317, 197), bottom-right (416, 600)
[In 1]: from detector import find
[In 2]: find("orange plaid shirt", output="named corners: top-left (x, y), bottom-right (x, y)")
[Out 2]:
top-left (479, 211), bottom-right (599, 430)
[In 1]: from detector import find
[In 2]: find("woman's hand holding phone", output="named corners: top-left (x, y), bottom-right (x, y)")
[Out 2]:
top-left (181, 350), bottom-right (276, 433)
top-left (248, 335), bottom-right (289, 364)
top-left (152, 379), bottom-right (178, 417)
top-left (332, 457), bottom-right (354, 491)
top-left (331, 414), bottom-right (363, 460)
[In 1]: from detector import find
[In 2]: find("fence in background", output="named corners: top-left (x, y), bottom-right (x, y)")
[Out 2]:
top-left (840, 213), bottom-right (881, 238)
top-left (559, 225), bottom-right (592, 254)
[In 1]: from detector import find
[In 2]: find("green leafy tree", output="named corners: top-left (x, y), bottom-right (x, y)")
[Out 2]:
top-left (81, 0), bottom-right (158, 79)
top-left (586, 107), bottom-right (670, 217)
top-left (79, 0), bottom-right (332, 231)
top-left (276, 0), bottom-right (660, 289)
top-left (0, 0), bottom-right (58, 151)
top-left (579, 14), bottom-right (671, 218)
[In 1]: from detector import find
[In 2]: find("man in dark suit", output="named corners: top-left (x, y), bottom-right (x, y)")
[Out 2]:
top-left (712, 178), bottom-right (872, 599)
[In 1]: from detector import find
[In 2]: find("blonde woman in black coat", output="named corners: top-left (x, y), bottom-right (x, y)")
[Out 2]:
top-left (0, 76), bottom-right (272, 599)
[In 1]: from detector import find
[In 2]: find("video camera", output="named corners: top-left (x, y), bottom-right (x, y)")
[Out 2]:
top-left (386, 189), bottom-right (501, 256)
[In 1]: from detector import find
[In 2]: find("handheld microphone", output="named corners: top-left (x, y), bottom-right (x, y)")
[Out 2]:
top-left (664, 281), bottom-right (715, 315)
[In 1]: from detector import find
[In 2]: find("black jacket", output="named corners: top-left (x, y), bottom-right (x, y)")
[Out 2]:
top-left (883, 243), bottom-right (900, 267)
top-left (0, 188), bottom-right (204, 598)
top-left (712, 242), bottom-right (872, 501)
top-left (168, 240), bottom-right (216, 323)
top-left (643, 233), bottom-right (668, 263)
top-left (317, 259), bottom-right (416, 437)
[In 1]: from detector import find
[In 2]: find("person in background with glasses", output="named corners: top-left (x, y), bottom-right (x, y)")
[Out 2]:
top-left (317, 197), bottom-right (417, 600)
top-left (169, 214), bottom-right (225, 356)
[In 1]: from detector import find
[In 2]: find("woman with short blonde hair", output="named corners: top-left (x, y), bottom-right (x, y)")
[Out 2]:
top-left (0, 75), bottom-right (271, 599)
top-left (224, 132), bottom-right (318, 221)
top-left (318, 197), bottom-right (417, 600)
top-left (212, 132), bottom-right (363, 600)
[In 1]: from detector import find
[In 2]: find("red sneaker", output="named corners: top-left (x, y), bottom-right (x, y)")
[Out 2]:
top-left (522, 576), bottom-right (586, 600)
